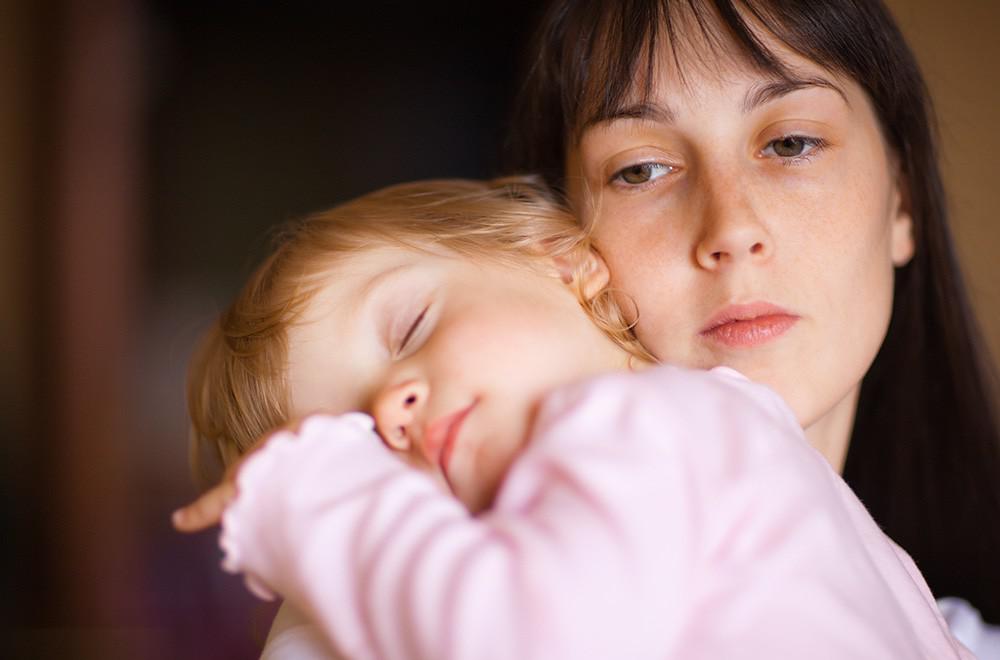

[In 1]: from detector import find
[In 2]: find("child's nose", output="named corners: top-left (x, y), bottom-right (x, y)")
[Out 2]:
top-left (372, 379), bottom-right (428, 452)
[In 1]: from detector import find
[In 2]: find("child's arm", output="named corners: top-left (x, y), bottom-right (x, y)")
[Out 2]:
top-left (177, 367), bottom-right (970, 660)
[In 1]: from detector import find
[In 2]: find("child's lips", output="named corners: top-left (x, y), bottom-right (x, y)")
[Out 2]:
top-left (424, 400), bottom-right (478, 481)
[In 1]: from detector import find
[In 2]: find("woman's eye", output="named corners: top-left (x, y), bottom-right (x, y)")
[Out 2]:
top-left (611, 162), bottom-right (674, 186)
top-left (762, 135), bottom-right (827, 162)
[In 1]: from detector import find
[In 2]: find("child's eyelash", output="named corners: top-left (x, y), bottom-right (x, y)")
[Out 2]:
top-left (398, 306), bottom-right (428, 354)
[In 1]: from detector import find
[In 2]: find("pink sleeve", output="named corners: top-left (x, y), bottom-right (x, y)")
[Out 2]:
top-left (221, 367), bottom-right (971, 660)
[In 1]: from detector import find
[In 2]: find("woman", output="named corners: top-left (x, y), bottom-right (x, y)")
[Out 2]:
top-left (211, 2), bottom-right (998, 656)
top-left (506, 0), bottom-right (1000, 628)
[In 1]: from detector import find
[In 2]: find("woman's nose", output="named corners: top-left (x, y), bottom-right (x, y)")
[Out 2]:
top-left (372, 379), bottom-right (428, 451)
top-left (694, 184), bottom-right (772, 270)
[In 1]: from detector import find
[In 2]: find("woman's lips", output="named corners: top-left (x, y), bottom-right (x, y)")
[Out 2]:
top-left (700, 302), bottom-right (799, 348)
top-left (424, 400), bottom-right (477, 481)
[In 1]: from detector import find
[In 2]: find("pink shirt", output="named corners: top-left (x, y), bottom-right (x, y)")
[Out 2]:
top-left (221, 366), bottom-right (972, 659)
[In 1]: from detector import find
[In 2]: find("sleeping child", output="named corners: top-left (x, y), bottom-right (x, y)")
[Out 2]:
top-left (173, 177), bottom-right (970, 659)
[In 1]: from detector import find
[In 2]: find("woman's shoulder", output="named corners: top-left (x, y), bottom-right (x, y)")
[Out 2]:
top-left (537, 363), bottom-right (799, 435)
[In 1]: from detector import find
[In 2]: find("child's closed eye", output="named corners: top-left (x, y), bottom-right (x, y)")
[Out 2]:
top-left (395, 306), bottom-right (429, 357)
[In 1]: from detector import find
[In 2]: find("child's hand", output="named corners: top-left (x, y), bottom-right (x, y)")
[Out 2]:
top-left (171, 467), bottom-right (239, 533)
top-left (172, 423), bottom-right (279, 533)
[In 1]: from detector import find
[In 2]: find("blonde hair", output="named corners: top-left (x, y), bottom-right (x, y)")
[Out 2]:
top-left (187, 175), bottom-right (651, 482)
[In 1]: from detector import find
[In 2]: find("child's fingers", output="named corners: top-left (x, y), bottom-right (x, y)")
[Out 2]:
top-left (172, 481), bottom-right (237, 533)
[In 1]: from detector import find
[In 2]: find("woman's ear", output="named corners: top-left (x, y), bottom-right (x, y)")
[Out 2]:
top-left (553, 248), bottom-right (610, 300)
top-left (890, 166), bottom-right (915, 267)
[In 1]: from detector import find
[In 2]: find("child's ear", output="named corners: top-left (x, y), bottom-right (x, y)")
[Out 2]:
top-left (553, 248), bottom-right (610, 300)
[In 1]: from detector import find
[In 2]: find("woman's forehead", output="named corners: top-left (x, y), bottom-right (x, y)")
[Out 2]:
top-left (575, 2), bottom-right (849, 134)
top-left (578, 21), bottom-right (856, 138)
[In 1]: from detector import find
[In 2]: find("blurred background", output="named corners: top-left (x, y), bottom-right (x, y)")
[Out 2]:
top-left (2, 0), bottom-right (997, 657)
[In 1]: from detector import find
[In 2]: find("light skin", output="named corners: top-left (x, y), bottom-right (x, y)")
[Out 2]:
top-left (567, 36), bottom-right (914, 471)
top-left (174, 29), bottom-right (914, 530)
top-left (174, 244), bottom-right (637, 529)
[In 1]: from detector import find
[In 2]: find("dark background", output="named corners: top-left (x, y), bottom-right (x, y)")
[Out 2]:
top-left (147, 1), bottom-right (539, 296)
top-left (3, 1), bottom-right (997, 658)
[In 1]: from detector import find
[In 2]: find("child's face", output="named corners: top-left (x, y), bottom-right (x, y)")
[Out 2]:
top-left (286, 245), bottom-right (629, 513)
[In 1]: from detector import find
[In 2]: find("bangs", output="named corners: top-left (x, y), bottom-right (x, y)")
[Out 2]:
top-left (509, 0), bottom-right (924, 193)
top-left (550, 0), bottom-right (915, 163)
top-left (569, 0), bottom-right (790, 140)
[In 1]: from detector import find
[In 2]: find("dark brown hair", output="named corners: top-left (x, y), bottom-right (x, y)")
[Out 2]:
top-left (507, 0), bottom-right (1000, 622)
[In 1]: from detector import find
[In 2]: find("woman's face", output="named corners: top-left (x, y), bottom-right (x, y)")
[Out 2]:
top-left (567, 41), bottom-right (914, 468)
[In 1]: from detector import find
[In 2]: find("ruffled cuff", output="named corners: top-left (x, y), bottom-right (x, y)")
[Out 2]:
top-left (218, 413), bottom-right (377, 600)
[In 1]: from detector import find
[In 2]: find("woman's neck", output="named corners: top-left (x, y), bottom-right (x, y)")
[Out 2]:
top-left (804, 385), bottom-right (860, 473)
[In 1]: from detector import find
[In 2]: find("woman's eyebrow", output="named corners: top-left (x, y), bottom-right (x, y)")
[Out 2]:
top-left (584, 102), bottom-right (675, 130)
top-left (741, 76), bottom-right (849, 113)
top-left (584, 74), bottom-right (848, 130)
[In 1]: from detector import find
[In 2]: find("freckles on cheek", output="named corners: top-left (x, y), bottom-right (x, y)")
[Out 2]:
top-left (836, 144), bottom-right (898, 236)
top-left (790, 169), bottom-right (886, 262)
top-left (597, 230), bottom-right (687, 293)
top-left (594, 230), bottom-right (654, 268)
top-left (594, 193), bottom-right (677, 243)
